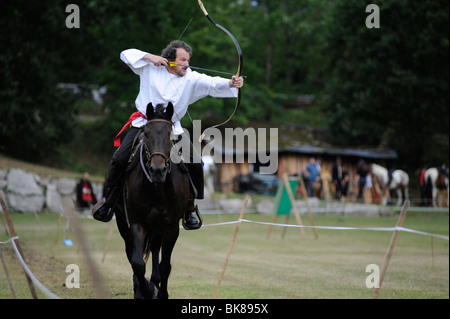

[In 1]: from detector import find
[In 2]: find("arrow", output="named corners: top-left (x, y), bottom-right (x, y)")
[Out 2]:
top-left (169, 62), bottom-right (247, 78)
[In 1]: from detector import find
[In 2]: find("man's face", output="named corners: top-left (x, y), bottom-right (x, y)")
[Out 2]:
top-left (171, 48), bottom-right (190, 77)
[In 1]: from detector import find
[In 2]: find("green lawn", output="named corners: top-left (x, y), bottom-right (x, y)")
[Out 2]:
top-left (1, 210), bottom-right (448, 299)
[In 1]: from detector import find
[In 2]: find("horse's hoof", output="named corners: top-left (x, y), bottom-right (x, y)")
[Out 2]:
top-left (150, 282), bottom-right (159, 299)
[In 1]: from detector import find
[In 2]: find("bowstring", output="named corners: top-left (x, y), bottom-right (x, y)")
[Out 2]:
top-left (177, 5), bottom-right (200, 41)
top-left (168, 4), bottom-right (200, 130)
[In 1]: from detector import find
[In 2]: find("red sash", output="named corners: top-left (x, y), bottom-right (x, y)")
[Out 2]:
top-left (114, 112), bottom-right (147, 147)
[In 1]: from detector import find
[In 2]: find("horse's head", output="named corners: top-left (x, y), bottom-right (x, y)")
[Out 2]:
top-left (143, 102), bottom-right (174, 183)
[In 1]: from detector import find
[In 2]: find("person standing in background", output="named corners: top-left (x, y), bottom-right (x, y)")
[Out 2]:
top-left (76, 172), bottom-right (97, 211)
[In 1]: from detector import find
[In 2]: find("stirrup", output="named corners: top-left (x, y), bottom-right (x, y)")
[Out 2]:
top-left (91, 197), bottom-right (105, 215)
top-left (92, 198), bottom-right (114, 222)
top-left (182, 205), bottom-right (203, 230)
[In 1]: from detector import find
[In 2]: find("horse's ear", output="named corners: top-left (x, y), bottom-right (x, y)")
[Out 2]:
top-left (165, 102), bottom-right (174, 120)
top-left (146, 102), bottom-right (154, 119)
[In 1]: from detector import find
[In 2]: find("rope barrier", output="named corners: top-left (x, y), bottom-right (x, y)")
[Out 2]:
top-left (79, 210), bottom-right (447, 241)
top-left (0, 236), bottom-right (19, 245)
top-left (1, 236), bottom-right (62, 299)
top-left (197, 218), bottom-right (449, 241)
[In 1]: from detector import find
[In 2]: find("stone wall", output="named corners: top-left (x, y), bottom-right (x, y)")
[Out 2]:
top-left (0, 168), bottom-right (102, 213)
top-left (0, 167), bottom-right (394, 217)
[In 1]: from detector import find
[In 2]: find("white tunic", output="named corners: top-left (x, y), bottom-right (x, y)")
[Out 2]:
top-left (120, 49), bottom-right (237, 134)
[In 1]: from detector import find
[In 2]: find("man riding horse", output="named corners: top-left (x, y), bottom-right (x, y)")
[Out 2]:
top-left (92, 40), bottom-right (244, 229)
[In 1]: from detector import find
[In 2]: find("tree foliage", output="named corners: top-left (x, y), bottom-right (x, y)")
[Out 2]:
top-left (323, 0), bottom-right (449, 168)
top-left (1, 1), bottom-right (76, 159)
top-left (0, 0), bottom-right (448, 170)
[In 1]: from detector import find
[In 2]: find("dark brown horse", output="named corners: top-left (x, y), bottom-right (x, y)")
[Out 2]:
top-left (114, 102), bottom-right (190, 299)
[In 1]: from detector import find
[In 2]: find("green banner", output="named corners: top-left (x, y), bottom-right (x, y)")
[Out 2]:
top-left (276, 180), bottom-right (299, 215)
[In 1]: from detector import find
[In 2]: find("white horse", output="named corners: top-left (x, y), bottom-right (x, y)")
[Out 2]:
top-left (423, 167), bottom-right (449, 207)
top-left (371, 163), bottom-right (409, 206)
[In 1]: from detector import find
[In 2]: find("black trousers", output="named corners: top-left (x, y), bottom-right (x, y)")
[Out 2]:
top-left (107, 127), bottom-right (204, 199)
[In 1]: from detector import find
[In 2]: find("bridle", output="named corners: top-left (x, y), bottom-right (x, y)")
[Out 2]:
top-left (123, 117), bottom-right (175, 227)
top-left (142, 118), bottom-right (174, 177)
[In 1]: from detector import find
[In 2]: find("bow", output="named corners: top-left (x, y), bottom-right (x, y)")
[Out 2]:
top-left (197, 0), bottom-right (243, 142)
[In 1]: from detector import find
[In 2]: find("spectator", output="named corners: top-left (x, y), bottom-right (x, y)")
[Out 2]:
top-left (76, 172), bottom-right (97, 211)
top-left (332, 156), bottom-right (344, 199)
top-left (305, 157), bottom-right (320, 197)
top-left (341, 172), bottom-right (350, 200)
top-left (356, 159), bottom-right (369, 202)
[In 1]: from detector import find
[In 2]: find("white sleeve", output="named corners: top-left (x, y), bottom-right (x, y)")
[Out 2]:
top-left (120, 49), bottom-right (150, 75)
top-left (189, 72), bottom-right (237, 104)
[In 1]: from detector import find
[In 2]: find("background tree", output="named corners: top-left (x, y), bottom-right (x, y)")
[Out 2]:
top-left (1, 0), bottom-right (447, 173)
top-left (323, 0), bottom-right (449, 168)
top-left (1, 1), bottom-right (75, 159)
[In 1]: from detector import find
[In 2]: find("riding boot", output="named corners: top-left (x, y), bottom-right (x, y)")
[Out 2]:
top-left (184, 194), bottom-right (201, 230)
top-left (92, 159), bottom-right (125, 222)
top-left (93, 127), bottom-right (140, 222)
top-left (183, 162), bottom-right (204, 230)
top-left (190, 162), bottom-right (204, 200)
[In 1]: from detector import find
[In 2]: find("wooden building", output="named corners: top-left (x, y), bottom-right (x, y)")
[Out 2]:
top-left (202, 123), bottom-right (398, 202)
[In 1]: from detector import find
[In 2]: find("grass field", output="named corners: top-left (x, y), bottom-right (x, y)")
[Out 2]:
top-left (0, 208), bottom-right (448, 300)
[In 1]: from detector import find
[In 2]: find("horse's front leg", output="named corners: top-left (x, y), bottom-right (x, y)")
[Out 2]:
top-left (446, 186), bottom-right (449, 207)
top-left (126, 223), bottom-right (157, 299)
top-left (403, 187), bottom-right (409, 204)
top-left (150, 233), bottom-right (162, 289)
top-left (396, 188), bottom-right (402, 206)
top-left (382, 187), bottom-right (389, 206)
top-left (436, 189), bottom-right (444, 207)
top-left (158, 225), bottom-right (180, 299)
top-left (432, 187), bottom-right (438, 207)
